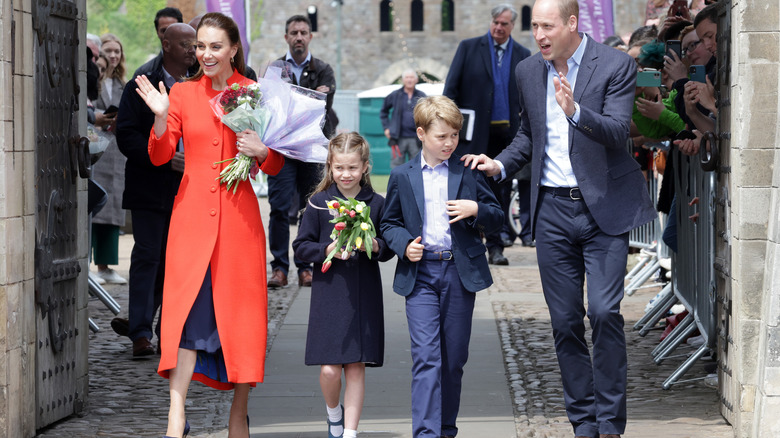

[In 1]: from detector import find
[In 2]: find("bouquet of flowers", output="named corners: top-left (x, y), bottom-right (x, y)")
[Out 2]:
top-left (209, 66), bottom-right (329, 193)
top-left (211, 82), bottom-right (267, 192)
top-left (320, 197), bottom-right (377, 273)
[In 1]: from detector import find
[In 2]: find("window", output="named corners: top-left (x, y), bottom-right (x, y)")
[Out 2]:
top-left (441, 0), bottom-right (454, 32)
top-left (521, 5), bottom-right (531, 31)
top-left (308, 5), bottom-right (318, 32)
top-left (380, 0), bottom-right (394, 32)
top-left (411, 0), bottom-right (424, 31)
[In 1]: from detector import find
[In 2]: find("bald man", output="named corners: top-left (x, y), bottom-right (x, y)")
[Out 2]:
top-left (113, 23), bottom-right (197, 357)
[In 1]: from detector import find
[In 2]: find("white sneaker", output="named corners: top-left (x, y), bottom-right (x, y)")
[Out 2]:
top-left (96, 268), bottom-right (127, 284)
top-left (91, 273), bottom-right (106, 285)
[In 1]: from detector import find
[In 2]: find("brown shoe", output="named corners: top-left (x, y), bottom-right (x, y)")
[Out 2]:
top-left (298, 270), bottom-right (312, 287)
top-left (268, 268), bottom-right (288, 288)
top-left (132, 337), bottom-right (155, 358)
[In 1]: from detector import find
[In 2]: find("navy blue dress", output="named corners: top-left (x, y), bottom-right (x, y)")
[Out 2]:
top-left (293, 184), bottom-right (395, 366)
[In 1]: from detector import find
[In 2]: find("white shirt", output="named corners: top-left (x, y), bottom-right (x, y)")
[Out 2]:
top-left (421, 154), bottom-right (452, 251)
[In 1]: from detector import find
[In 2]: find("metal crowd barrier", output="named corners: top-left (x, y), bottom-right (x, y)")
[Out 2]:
top-left (625, 170), bottom-right (668, 296)
top-left (636, 147), bottom-right (717, 389)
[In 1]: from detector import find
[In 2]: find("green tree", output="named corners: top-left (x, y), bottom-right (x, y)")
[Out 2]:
top-left (87, 0), bottom-right (167, 78)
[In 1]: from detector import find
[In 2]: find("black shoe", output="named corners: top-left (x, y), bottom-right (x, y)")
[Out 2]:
top-left (501, 237), bottom-right (515, 247)
top-left (521, 238), bottom-right (536, 248)
top-left (110, 317), bottom-right (129, 336)
top-left (488, 248), bottom-right (508, 265)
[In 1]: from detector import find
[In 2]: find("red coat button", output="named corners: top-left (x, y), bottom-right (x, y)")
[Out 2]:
top-left (210, 209), bottom-right (217, 216)
top-left (210, 186), bottom-right (217, 193)
top-left (212, 138), bottom-right (219, 146)
top-left (211, 163), bottom-right (218, 169)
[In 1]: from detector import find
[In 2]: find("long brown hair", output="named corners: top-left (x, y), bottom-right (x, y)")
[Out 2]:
top-left (188, 12), bottom-right (246, 82)
top-left (312, 132), bottom-right (373, 195)
top-left (99, 33), bottom-right (126, 84)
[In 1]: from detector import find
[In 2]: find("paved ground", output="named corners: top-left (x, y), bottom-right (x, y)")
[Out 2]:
top-left (36, 197), bottom-right (734, 437)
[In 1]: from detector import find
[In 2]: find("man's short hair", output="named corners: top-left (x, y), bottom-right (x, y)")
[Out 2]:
top-left (414, 96), bottom-right (463, 132)
top-left (285, 15), bottom-right (312, 34)
top-left (86, 33), bottom-right (101, 48)
top-left (155, 7), bottom-right (183, 30)
top-left (694, 1), bottom-right (720, 28)
top-left (558, 0), bottom-right (580, 22)
top-left (401, 69), bottom-right (418, 79)
top-left (491, 4), bottom-right (518, 22)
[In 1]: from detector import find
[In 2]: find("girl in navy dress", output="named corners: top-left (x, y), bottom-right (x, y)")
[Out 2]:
top-left (293, 132), bottom-right (394, 438)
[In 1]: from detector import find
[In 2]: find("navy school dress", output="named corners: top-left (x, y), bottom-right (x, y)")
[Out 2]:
top-left (292, 184), bottom-right (395, 366)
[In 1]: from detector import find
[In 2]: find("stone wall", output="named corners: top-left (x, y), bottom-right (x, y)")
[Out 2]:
top-left (730, 0), bottom-right (780, 435)
top-left (0, 0), bottom-right (38, 436)
top-left (248, 0), bottom-right (647, 90)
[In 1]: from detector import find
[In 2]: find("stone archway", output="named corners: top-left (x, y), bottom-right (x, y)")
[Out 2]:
top-left (372, 58), bottom-right (450, 88)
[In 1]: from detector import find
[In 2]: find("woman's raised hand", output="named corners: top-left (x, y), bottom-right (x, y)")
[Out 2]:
top-left (135, 75), bottom-right (169, 117)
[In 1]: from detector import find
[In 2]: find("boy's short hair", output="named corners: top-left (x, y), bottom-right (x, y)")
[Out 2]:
top-left (414, 95), bottom-right (463, 132)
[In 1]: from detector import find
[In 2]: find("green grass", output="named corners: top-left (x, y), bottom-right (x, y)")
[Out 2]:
top-left (370, 173), bottom-right (390, 194)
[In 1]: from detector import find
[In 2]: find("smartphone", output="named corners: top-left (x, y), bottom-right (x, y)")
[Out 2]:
top-left (675, 129), bottom-right (698, 141)
top-left (689, 65), bottom-right (706, 83)
top-left (666, 40), bottom-right (682, 61)
top-left (103, 105), bottom-right (119, 115)
top-left (637, 70), bottom-right (662, 87)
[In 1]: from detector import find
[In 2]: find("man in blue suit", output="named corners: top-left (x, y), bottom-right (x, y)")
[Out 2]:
top-left (381, 96), bottom-right (503, 438)
top-left (464, 0), bottom-right (656, 437)
top-left (444, 4), bottom-right (531, 266)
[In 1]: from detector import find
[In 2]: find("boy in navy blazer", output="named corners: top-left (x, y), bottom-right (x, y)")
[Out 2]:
top-left (380, 96), bottom-right (503, 438)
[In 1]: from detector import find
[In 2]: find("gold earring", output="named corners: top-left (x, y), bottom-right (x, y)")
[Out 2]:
top-left (230, 57), bottom-right (234, 64)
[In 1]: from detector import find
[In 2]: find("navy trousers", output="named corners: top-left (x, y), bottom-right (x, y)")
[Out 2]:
top-left (267, 159), bottom-right (321, 274)
top-left (534, 190), bottom-right (628, 437)
top-left (405, 259), bottom-right (475, 438)
top-left (127, 209), bottom-right (169, 342)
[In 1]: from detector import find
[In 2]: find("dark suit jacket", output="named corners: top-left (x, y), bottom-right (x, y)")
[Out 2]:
top-left (115, 59), bottom-right (182, 212)
top-left (496, 36), bottom-right (656, 237)
top-left (380, 154), bottom-right (504, 296)
top-left (380, 86), bottom-right (426, 146)
top-left (443, 34), bottom-right (531, 156)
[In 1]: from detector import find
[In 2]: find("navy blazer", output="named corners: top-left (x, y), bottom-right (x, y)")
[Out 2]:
top-left (380, 153), bottom-right (504, 296)
top-left (443, 34), bottom-right (531, 156)
top-left (496, 36), bottom-right (656, 237)
top-left (379, 86), bottom-right (426, 144)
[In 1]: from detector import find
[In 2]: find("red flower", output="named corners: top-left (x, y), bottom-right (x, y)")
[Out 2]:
top-left (332, 201), bottom-right (340, 209)
top-left (349, 210), bottom-right (356, 218)
top-left (334, 222), bottom-right (346, 231)
top-left (321, 260), bottom-right (332, 273)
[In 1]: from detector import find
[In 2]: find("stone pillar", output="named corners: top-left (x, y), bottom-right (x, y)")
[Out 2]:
top-left (0, 1), bottom-right (37, 436)
top-left (730, 0), bottom-right (780, 436)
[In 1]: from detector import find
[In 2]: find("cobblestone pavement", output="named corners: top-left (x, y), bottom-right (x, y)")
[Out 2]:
top-left (36, 227), bottom-right (734, 437)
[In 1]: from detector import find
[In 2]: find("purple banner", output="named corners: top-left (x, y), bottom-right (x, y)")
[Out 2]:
top-left (205, 0), bottom-right (250, 63)
top-left (578, 0), bottom-right (615, 44)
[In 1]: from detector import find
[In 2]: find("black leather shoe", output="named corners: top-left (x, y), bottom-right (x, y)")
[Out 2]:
top-left (110, 317), bottom-right (129, 336)
top-left (133, 337), bottom-right (155, 357)
top-left (521, 238), bottom-right (536, 248)
top-left (502, 237), bottom-right (515, 247)
top-left (488, 248), bottom-right (508, 265)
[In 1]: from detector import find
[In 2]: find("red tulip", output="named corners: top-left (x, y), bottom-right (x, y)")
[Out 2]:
top-left (321, 260), bottom-right (332, 273)
top-left (349, 210), bottom-right (356, 218)
top-left (332, 202), bottom-right (340, 209)
top-left (334, 222), bottom-right (346, 231)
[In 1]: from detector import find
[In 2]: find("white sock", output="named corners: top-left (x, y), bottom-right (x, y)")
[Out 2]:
top-left (343, 429), bottom-right (357, 438)
top-left (326, 404), bottom-right (343, 436)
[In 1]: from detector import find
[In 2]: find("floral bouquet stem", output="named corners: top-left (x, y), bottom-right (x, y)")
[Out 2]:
top-left (215, 154), bottom-right (255, 194)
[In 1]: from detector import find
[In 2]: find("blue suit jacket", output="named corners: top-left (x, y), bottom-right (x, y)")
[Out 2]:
top-left (443, 34), bottom-right (531, 156)
top-left (380, 154), bottom-right (504, 296)
top-left (496, 36), bottom-right (656, 237)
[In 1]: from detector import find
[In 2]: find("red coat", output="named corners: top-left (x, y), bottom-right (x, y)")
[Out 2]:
top-left (148, 70), bottom-right (284, 387)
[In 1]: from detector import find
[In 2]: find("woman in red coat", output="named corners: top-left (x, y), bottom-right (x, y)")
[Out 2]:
top-left (135, 13), bottom-right (283, 438)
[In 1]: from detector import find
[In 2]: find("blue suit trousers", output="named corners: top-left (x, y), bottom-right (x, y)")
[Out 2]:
top-left (128, 209), bottom-right (168, 342)
top-left (535, 190), bottom-right (628, 437)
top-left (405, 259), bottom-right (475, 438)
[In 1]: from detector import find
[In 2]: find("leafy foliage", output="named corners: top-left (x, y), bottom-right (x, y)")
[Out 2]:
top-left (86, 0), bottom-right (167, 77)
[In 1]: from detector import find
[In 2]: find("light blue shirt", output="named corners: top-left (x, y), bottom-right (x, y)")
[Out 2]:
top-left (496, 34), bottom-right (589, 184)
top-left (285, 51), bottom-right (311, 84)
top-left (540, 33), bottom-right (588, 187)
top-left (421, 154), bottom-right (452, 251)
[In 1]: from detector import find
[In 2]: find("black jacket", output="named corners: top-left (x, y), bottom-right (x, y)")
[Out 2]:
top-left (380, 87), bottom-right (426, 146)
top-left (278, 55), bottom-right (339, 139)
top-left (115, 55), bottom-right (182, 212)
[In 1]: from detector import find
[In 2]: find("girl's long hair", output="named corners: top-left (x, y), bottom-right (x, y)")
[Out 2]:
top-left (188, 12), bottom-right (246, 82)
top-left (99, 33), bottom-right (126, 84)
top-left (312, 132), bottom-right (373, 196)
